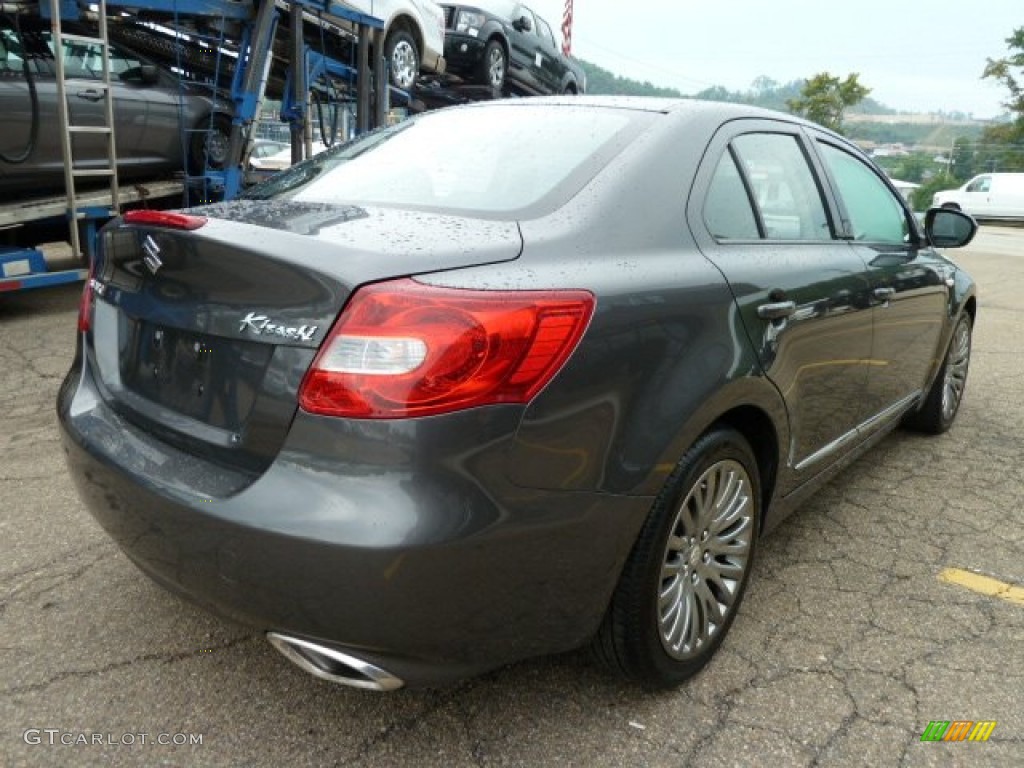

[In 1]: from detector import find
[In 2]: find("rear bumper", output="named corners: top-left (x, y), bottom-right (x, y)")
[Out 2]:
top-left (58, 350), bottom-right (651, 686)
top-left (422, 49), bottom-right (447, 76)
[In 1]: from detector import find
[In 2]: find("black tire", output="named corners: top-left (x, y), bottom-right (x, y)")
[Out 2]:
top-left (384, 28), bottom-right (420, 90)
top-left (941, 202), bottom-right (961, 211)
top-left (594, 427), bottom-right (761, 688)
top-left (188, 113), bottom-right (231, 174)
top-left (902, 313), bottom-right (972, 434)
top-left (477, 40), bottom-right (506, 91)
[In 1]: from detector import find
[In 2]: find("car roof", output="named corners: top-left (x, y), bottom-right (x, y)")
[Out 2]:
top-left (454, 95), bottom-right (846, 143)
top-left (463, 94), bottom-right (816, 122)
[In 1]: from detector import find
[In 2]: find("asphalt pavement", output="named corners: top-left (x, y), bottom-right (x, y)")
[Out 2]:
top-left (2, 227), bottom-right (1022, 767)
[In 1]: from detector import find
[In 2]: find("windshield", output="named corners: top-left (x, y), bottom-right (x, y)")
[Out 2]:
top-left (242, 104), bottom-right (649, 218)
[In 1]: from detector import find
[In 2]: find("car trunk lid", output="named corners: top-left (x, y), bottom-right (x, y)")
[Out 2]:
top-left (86, 201), bottom-right (523, 473)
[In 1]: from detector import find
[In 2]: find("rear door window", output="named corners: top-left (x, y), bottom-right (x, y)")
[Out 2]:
top-left (0, 27), bottom-right (21, 72)
top-left (704, 132), bottom-right (833, 241)
top-left (0, 26), bottom-right (52, 76)
top-left (704, 149), bottom-right (760, 239)
top-left (732, 133), bottom-right (831, 241)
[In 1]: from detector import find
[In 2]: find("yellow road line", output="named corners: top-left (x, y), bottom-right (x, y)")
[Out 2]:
top-left (938, 568), bottom-right (1024, 607)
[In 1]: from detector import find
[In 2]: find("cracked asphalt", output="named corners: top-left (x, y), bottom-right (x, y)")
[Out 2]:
top-left (2, 227), bottom-right (1022, 767)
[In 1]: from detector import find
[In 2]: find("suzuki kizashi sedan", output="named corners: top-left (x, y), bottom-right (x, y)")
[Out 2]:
top-left (59, 97), bottom-right (978, 690)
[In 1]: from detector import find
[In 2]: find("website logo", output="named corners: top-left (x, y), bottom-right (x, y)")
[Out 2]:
top-left (920, 720), bottom-right (997, 742)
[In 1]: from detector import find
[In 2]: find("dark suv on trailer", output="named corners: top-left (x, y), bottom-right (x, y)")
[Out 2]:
top-left (441, 2), bottom-right (584, 95)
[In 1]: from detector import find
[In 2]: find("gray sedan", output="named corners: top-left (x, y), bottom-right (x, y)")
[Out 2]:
top-left (58, 96), bottom-right (977, 690)
top-left (0, 17), bottom-right (230, 196)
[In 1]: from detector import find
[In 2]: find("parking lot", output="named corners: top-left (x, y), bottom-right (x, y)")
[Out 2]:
top-left (2, 226), bottom-right (1022, 767)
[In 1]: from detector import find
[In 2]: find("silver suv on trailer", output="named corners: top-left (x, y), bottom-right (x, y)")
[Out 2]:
top-left (339, 0), bottom-right (447, 89)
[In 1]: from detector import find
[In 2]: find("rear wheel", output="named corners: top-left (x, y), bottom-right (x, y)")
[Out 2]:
top-left (903, 313), bottom-right (972, 434)
top-left (385, 28), bottom-right (420, 90)
top-left (477, 40), bottom-right (506, 90)
top-left (594, 427), bottom-right (760, 688)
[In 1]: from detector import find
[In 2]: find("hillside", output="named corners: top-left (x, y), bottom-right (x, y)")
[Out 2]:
top-left (577, 61), bottom-right (986, 147)
top-left (577, 59), bottom-right (686, 98)
top-left (844, 120), bottom-right (985, 148)
top-left (578, 62), bottom-right (892, 113)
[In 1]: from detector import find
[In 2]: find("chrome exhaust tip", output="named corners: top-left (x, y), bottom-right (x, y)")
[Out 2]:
top-left (266, 632), bottom-right (404, 692)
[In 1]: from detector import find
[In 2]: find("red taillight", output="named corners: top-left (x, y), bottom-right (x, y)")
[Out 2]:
top-left (299, 279), bottom-right (595, 419)
top-left (78, 261), bottom-right (96, 333)
top-left (123, 209), bottom-right (208, 230)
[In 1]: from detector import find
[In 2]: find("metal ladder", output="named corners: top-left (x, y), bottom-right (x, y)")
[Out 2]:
top-left (49, 0), bottom-right (120, 260)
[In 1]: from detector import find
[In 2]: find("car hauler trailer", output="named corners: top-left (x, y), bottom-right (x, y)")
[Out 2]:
top-left (1, 0), bottom-right (392, 292)
top-left (0, 179), bottom-right (182, 291)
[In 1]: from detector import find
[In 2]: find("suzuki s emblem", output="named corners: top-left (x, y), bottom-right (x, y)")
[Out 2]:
top-left (142, 235), bottom-right (163, 275)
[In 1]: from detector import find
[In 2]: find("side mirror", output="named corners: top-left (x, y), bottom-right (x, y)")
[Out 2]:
top-left (924, 207), bottom-right (977, 249)
top-left (513, 15), bottom-right (533, 32)
top-left (120, 64), bottom-right (160, 85)
top-left (139, 64), bottom-right (160, 85)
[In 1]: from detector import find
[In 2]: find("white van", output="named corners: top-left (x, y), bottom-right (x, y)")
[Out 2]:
top-left (932, 173), bottom-right (1024, 220)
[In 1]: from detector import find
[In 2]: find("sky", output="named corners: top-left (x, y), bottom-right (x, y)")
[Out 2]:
top-left (525, 0), bottom-right (1021, 118)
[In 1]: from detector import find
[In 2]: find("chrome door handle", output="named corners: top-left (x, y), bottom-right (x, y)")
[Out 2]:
top-left (757, 301), bottom-right (797, 320)
top-left (874, 287), bottom-right (896, 301)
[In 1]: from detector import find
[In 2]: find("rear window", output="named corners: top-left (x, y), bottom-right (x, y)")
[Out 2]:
top-left (242, 104), bottom-right (648, 218)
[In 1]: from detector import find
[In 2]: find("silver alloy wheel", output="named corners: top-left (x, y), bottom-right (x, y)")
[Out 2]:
top-left (658, 459), bottom-right (754, 660)
top-left (941, 318), bottom-right (971, 422)
top-left (390, 39), bottom-right (418, 89)
top-left (486, 45), bottom-right (505, 88)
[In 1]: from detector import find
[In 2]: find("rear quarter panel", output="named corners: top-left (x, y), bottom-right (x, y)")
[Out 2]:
top-left (421, 107), bottom-right (789, 497)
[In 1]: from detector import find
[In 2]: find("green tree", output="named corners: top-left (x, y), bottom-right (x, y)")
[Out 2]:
top-left (975, 123), bottom-right (1024, 172)
top-left (911, 174), bottom-right (959, 212)
top-left (786, 73), bottom-right (871, 134)
top-left (983, 27), bottom-right (1024, 122)
top-left (695, 85), bottom-right (736, 103)
top-left (891, 152), bottom-right (932, 183)
top-left (750, 76), bottom-right (779, 97)
top-left (977, 27), bottom-right (1024, 172)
